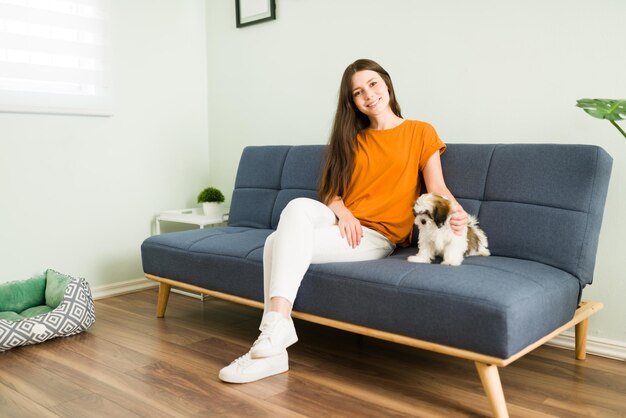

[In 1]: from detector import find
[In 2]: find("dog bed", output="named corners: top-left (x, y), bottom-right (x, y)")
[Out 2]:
top-left (0, 269), bottom-right (95, 352)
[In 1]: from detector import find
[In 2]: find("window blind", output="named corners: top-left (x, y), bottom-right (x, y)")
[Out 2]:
top-left (0, 0), bottom-right (111, 116)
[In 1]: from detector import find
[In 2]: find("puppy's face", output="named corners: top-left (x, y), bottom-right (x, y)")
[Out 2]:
top-left (413, 193), bottom-right (453, 228)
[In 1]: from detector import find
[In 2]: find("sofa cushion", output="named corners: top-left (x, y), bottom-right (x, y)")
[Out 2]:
top-left (228, 146), bottom-right (290, 229)
top-left (303, 248), bottom-right (580, 358)
top-left (271, 145), bottom-right (325, 229)
top-left (228, 145), bottom-right (324, 229)
top-left (142, 227), bottom-right (273, 301)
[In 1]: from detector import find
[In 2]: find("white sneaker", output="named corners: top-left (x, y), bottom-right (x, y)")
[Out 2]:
top-left (218, 350), bottom-right (289, 384)
top-left (249, 311), bottom-right (298, 359)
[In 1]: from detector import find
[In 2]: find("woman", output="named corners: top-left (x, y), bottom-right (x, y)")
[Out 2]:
top-left (219, 59), bottom-right (468, 383)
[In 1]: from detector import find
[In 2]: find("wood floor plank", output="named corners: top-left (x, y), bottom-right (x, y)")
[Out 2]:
top-left (49, 393), bottom-right (143, 418)
top-left (284, 364), bottom-right (479, 418)
top-left (0, 381), bottom-right (61, 418)
top-left (94, 301), bottom-right (213, 346)
top-left (59, 329), bottom-right (158, 373)
top-left (88, 317), bottom-right (230, 373)
top-left (0, 348), bottom-right (91, 409)
top-left (14, 341), bottom-right (193, 418)
top-left (127, 360), bottom-right (309, 418)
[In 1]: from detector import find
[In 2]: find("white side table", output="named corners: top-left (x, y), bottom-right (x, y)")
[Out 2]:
top-left (155, 208), bottom-right (228, 234)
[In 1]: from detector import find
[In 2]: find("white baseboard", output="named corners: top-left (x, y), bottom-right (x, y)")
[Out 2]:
top-left (171, 288), bottom-right (207, 300)
top-left (548, 332), bottom-right (626, 361)
top-left (91, 278), bottom-right (626, 361)
top-left (91, 277), bottom-right (157, 300)
top-left (91, 277), bottom-right (205, 301)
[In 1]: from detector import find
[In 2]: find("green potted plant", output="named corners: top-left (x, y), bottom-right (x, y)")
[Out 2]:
top-left (197, 186), bottom-right (225, 218)
top-left (576, 98), bottom-right (626, 139)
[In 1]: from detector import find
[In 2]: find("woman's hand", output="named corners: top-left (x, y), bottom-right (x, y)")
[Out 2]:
top-left (337, 211), bottom-right (363, 248)
top-left (450, 203), bottom-right (468, 236)
top-left (328, 197), bottom-right (363, 248)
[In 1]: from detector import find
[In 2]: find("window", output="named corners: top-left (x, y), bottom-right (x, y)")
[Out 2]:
top-left (0, 0), bottom-right (111, 116)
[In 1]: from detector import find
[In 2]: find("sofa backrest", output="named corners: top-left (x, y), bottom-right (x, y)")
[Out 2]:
top-left (229, 145), bottom-right (325, 230)
top-left (228, 144), bottom-right (612, 286)
top-left (442, 143), bottom-right (612, 286)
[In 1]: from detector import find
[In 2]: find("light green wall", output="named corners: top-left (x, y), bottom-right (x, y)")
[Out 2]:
top-left (0, 1), bottom-right (209, 287)
top-left (206, 1), bottom-right (626, 344)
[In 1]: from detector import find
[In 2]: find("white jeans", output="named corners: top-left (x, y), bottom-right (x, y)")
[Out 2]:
top-left (263, 197), bottom-right (395, 312)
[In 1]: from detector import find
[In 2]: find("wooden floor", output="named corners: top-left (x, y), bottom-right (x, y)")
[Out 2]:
top-left (1, 289), bottom-right (625, 418)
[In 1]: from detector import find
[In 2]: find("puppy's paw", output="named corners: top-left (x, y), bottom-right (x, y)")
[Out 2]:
top-left (408, 255), bottom-right (431, 263)
top-left (441, 258), bottom-right (463, 266)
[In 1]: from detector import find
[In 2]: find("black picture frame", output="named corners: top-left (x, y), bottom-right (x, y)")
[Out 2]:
top-left (236, 0), bottom-right (276, 28)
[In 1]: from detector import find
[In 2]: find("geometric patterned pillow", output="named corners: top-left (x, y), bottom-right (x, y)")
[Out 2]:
top-left (0, 275), bottom-right (96, 352)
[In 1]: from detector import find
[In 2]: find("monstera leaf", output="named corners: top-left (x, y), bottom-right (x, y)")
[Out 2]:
top-left (576, 98), bottom-right (626, 138)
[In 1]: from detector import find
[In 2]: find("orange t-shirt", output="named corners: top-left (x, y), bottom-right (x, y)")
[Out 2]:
top-left (343, 120), bottom-right (446, 246)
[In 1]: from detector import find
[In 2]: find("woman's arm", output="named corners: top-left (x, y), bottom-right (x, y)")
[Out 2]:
top-left (327, 196), bottom-right (363, 248)
top-left (421, 152), bottom-right (468, 235)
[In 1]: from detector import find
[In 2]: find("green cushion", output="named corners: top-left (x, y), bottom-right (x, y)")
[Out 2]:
top-left (0, 270), bottom-right (73, 322)
top-left (0, 274), bottom-right (46, 313)
top-left (20, 305), bottom-right (54, 318)
top-left (0, 311), bottom-right (24, 321)
top-left (45, 269), bottom-right (72, 309)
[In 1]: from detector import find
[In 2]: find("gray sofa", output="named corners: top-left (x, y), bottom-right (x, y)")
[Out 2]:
top-left (141, 143), bottom-right (612, 418)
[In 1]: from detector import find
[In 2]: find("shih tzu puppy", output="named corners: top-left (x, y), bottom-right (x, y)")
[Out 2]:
top-left (407, 193), bottom-right (490, 266)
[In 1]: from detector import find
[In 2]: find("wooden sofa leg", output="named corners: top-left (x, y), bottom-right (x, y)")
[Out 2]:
top-left (156, 283), bottom-right (172, 318)
top-left (475, 362), bottom-right (509, 418)
top-left (575, 318), bottom-right (589, 360)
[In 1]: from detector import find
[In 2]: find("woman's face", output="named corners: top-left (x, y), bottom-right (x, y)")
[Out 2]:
top-left (350, 70), bottom-right (390, 118)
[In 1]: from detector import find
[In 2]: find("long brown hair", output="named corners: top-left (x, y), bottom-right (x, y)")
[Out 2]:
top-left (319, 59), bottom-right (402, 204)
